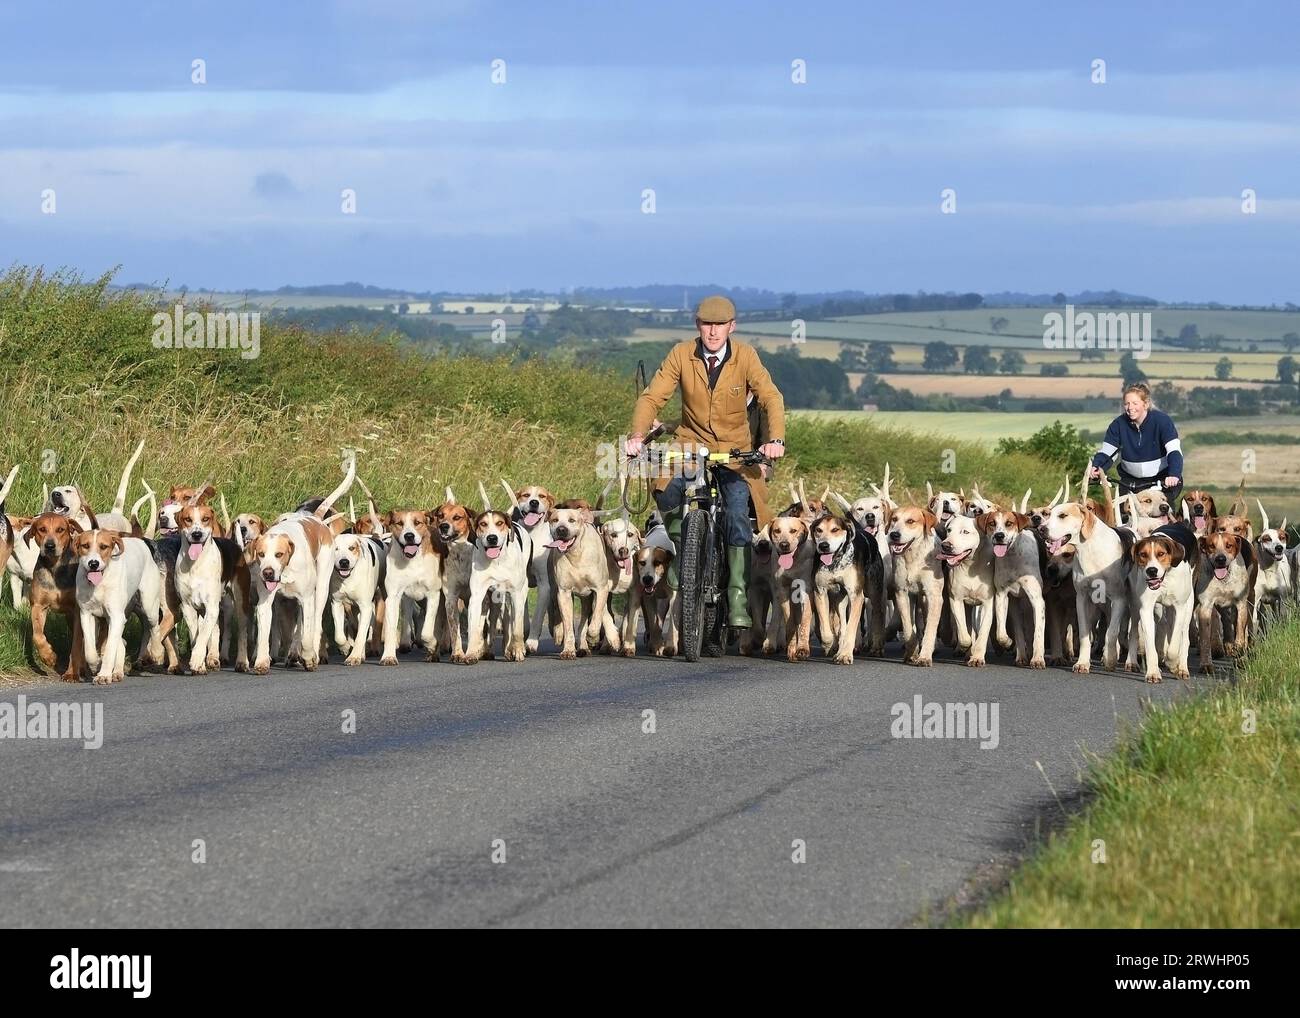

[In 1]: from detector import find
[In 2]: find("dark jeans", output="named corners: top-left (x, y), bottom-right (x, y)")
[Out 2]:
top-left (655, 465), bottom-right (753, 546)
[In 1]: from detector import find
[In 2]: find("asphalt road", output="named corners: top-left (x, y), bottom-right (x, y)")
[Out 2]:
top-left (0, 640), bottom-right (1196, 928)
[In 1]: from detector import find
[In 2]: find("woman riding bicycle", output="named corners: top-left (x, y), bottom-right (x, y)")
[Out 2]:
top-left (623, 295), bottom-right (787, 628)
top-left (1088, 381), bottom-right (1184, 503)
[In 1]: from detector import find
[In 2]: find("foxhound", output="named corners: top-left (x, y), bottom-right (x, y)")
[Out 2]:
top-left (1041, 475), bottom-right (1132, 673)
top-left (885, 504), bottom-right (944, 666)
top-left (329, 531), bottom-right (387, 665)
top-left (1195, 530), bottom-right (1257, 672)
top-left (246, 515), bottom-right (335, 673)
top-left (177, 503), bottom-right (250, 673)
top-left (810, 514), bottom-right (878, 665)
top-left (1043, 542), bottom-right (1078, 666)
top-left (432, 497), bottom-right (475, 662)
top-left (625, 544), bottom-right (676, 656)
top-left (926, 482), bottom-right (966, 526)
top-left (380, 508), bottom-right (445, 665)
top-left (463, 507), bottom-right (531, 663)
top-left (25, 512), bottom-right (87, 682)
top-left (769, 515), bottom-right (815, 662)
top-left (935, 514), bottom-right (997, 667)
top-left (742, 522), bottom-right (781, 656)
top-left (1125, 523), bottom-right (1196, 683)
top-left (510, 483), bottom-right (558, 653)
top-left (1252, 501), bottom-right (1291, 630)
top-left (547, 503), bottom-right (621, 659)
top-left (47, 440), bottom-right (146, 534)
top-left (1181, 489), bottom-right (1218, 535)
top-left (74, 529), bottom-right (167, 684)
top-left (976, 506), bottom-right (1046, 669)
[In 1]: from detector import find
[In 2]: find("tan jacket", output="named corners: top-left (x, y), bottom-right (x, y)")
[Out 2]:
top-left (631, 338), bottom-right (786, 525)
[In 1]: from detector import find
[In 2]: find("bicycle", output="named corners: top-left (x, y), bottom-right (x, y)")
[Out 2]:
top-left (651, 445), bottom-right (769, 662)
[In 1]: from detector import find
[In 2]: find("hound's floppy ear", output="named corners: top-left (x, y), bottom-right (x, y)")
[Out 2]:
top-left (1080, 507), bottom-right (1096, 539)
top-left (921, 509), bottom-right (937, 534)
top-left (580, 505), bottom-right (595, 526)
top-left (85, 506), bottom-right (99, 529)
top-left (282, 538), bottom-right (296, 562)
top-left (1164, 536), bottom-right (1185, 567)
top-left (110, 534), bottom-right (126, 559)
top-left (67, 519), bottom-right (84, 536)
top-left (975, 511), bottom-right (995, 533)
top-left (1014, 511), bottom-right (1031, 532)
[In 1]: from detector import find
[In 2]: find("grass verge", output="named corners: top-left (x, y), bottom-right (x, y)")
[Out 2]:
top-left (956, 610), bottom-right (1300, 928)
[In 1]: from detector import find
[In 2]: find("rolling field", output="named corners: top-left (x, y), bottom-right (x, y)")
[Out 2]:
top-left (841, 372), bottom-right (1264, 400)
top-left (795, 409), bottom-right (1300, 522)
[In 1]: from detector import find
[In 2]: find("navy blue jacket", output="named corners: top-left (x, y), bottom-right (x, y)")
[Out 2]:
top-left (1091, 408), bottom-right (1183, 488)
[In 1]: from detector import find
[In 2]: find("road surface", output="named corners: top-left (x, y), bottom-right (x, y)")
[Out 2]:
top-left (0, 641), bottom-right (1194, 927)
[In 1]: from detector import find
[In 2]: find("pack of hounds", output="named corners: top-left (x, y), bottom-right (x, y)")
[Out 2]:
top-left (0, 446), bottom-right (1296, 686)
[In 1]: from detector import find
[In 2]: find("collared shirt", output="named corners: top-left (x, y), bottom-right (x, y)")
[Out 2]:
top-left (697, 340), bottom-right (730, 390)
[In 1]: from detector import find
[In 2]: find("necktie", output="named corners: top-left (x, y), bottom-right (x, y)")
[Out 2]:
top-left (707, 355), bottom-right (718, 375)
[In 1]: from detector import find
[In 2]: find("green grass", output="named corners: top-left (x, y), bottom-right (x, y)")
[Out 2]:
top-left (957, 612), bottom-right (1300, 928)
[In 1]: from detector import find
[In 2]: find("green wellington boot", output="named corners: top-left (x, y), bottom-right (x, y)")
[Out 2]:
top-left (725, 545), bottom-right (752, 629)
top-left (665, 509), bottom-right (683, 591)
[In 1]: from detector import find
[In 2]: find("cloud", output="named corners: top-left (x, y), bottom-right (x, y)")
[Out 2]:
top-left (252, 171), bottom-right (299, 200)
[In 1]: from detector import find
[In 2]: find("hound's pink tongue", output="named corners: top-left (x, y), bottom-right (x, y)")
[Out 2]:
top-left (864, 525), bottom-right (877, 535)
top-left (264, 579), bottom-right (279, 592)
top-left (1194, 518), bottom-right (1206, 531)
top-left (1214, 566), bottom-right (1229, 580)
top-left (819, 553), bottom-right (834, 565)
top-left (402, 544), bottom-right (418, 558)
top-left (485, 546), bottom-right (502, 560)
top-left (187, 542), bottom-right (203, 561)
top-left (993, 544), bottom-right (1009, 558)
top-left (778, 552), bottom-right (795, 569)
top-left (620, 558), bottom-right (632, 574)
top-left (1047, 537), bottom-right (1066, 554)
top-left (522, 512), bottom-right (542, 527)
top-left (87, 569), bottom-right (103, 586)
top-left (547, 538), bottom-right (575, 553)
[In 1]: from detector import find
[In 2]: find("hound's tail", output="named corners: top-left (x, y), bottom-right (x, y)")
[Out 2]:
top-left (314, 453), bottom-right (357, 520)
top-left (111, 440), bottom-right (145, 515)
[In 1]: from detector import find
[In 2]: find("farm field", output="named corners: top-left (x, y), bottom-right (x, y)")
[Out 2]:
top-left (631, 327), bottom-right (1289, 385)
top-left (727, 306), bottom-right (1300, 352)
top-left (794, 409), bottom-right (1300, 522)
top-left (841, 372), bottom-right (1262, 400)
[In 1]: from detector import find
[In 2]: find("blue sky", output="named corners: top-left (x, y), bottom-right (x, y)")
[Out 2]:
top-left (2, 0), bottom-right (1298, 301)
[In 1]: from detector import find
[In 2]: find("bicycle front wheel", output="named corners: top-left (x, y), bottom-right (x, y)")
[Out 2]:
top-left (678, 508), bottom-right (710, 661)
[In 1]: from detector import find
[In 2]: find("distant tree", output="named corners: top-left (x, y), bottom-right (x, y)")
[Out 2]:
top-left (837, 344), bottom-right (867, 372)
top-left (1040, 363), bottom-right (1069, 376)
top-left (781, 293), bottom-right (799, 317)
top-left (1283, 332), bottom-right (1300, 353)
top-left (963, 346), bottom-right (997, 373)
top-left (1278, 355), bottom-right (1298, 385)
top-left (1079, 348), bottom-right (1106, 361)
top-left (1178, 323), bottom-right (1199, 345)
top-left (864, 340), bottom-right (897, 374)
top-left (522, 310), bottom-right (542, 330)
top-left (923, 341), bottom-right (960, 372)
top-left (1053, 292), bottom-right (1067, 304)
top-left (1119, 352), bottom-right (1147, 386)
top-left (1215, 356), bottom-right (1233, 380)
top-left (1152, 380), bottom-right (1187, 415)
top-left (989, 315), bottom-right (1010, 334)
top-left (998, 349), bottom-right (1026, 374)
top-left (398, 302), bottom-right (409, 314)
top-left (464, 306), bottom-right (475, 314)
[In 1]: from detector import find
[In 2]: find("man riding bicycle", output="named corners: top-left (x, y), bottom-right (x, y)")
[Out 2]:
top-left (624, 295), bottom-right (787, 629)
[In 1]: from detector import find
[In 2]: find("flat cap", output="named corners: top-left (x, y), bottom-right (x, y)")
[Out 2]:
top-left (695, 295), bottom-right (736, 323)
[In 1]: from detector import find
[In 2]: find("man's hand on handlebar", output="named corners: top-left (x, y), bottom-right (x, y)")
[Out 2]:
top-left (760, 442), bottom-right (785, 461)
top-left (624, 433), bottom-right (644, 458)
